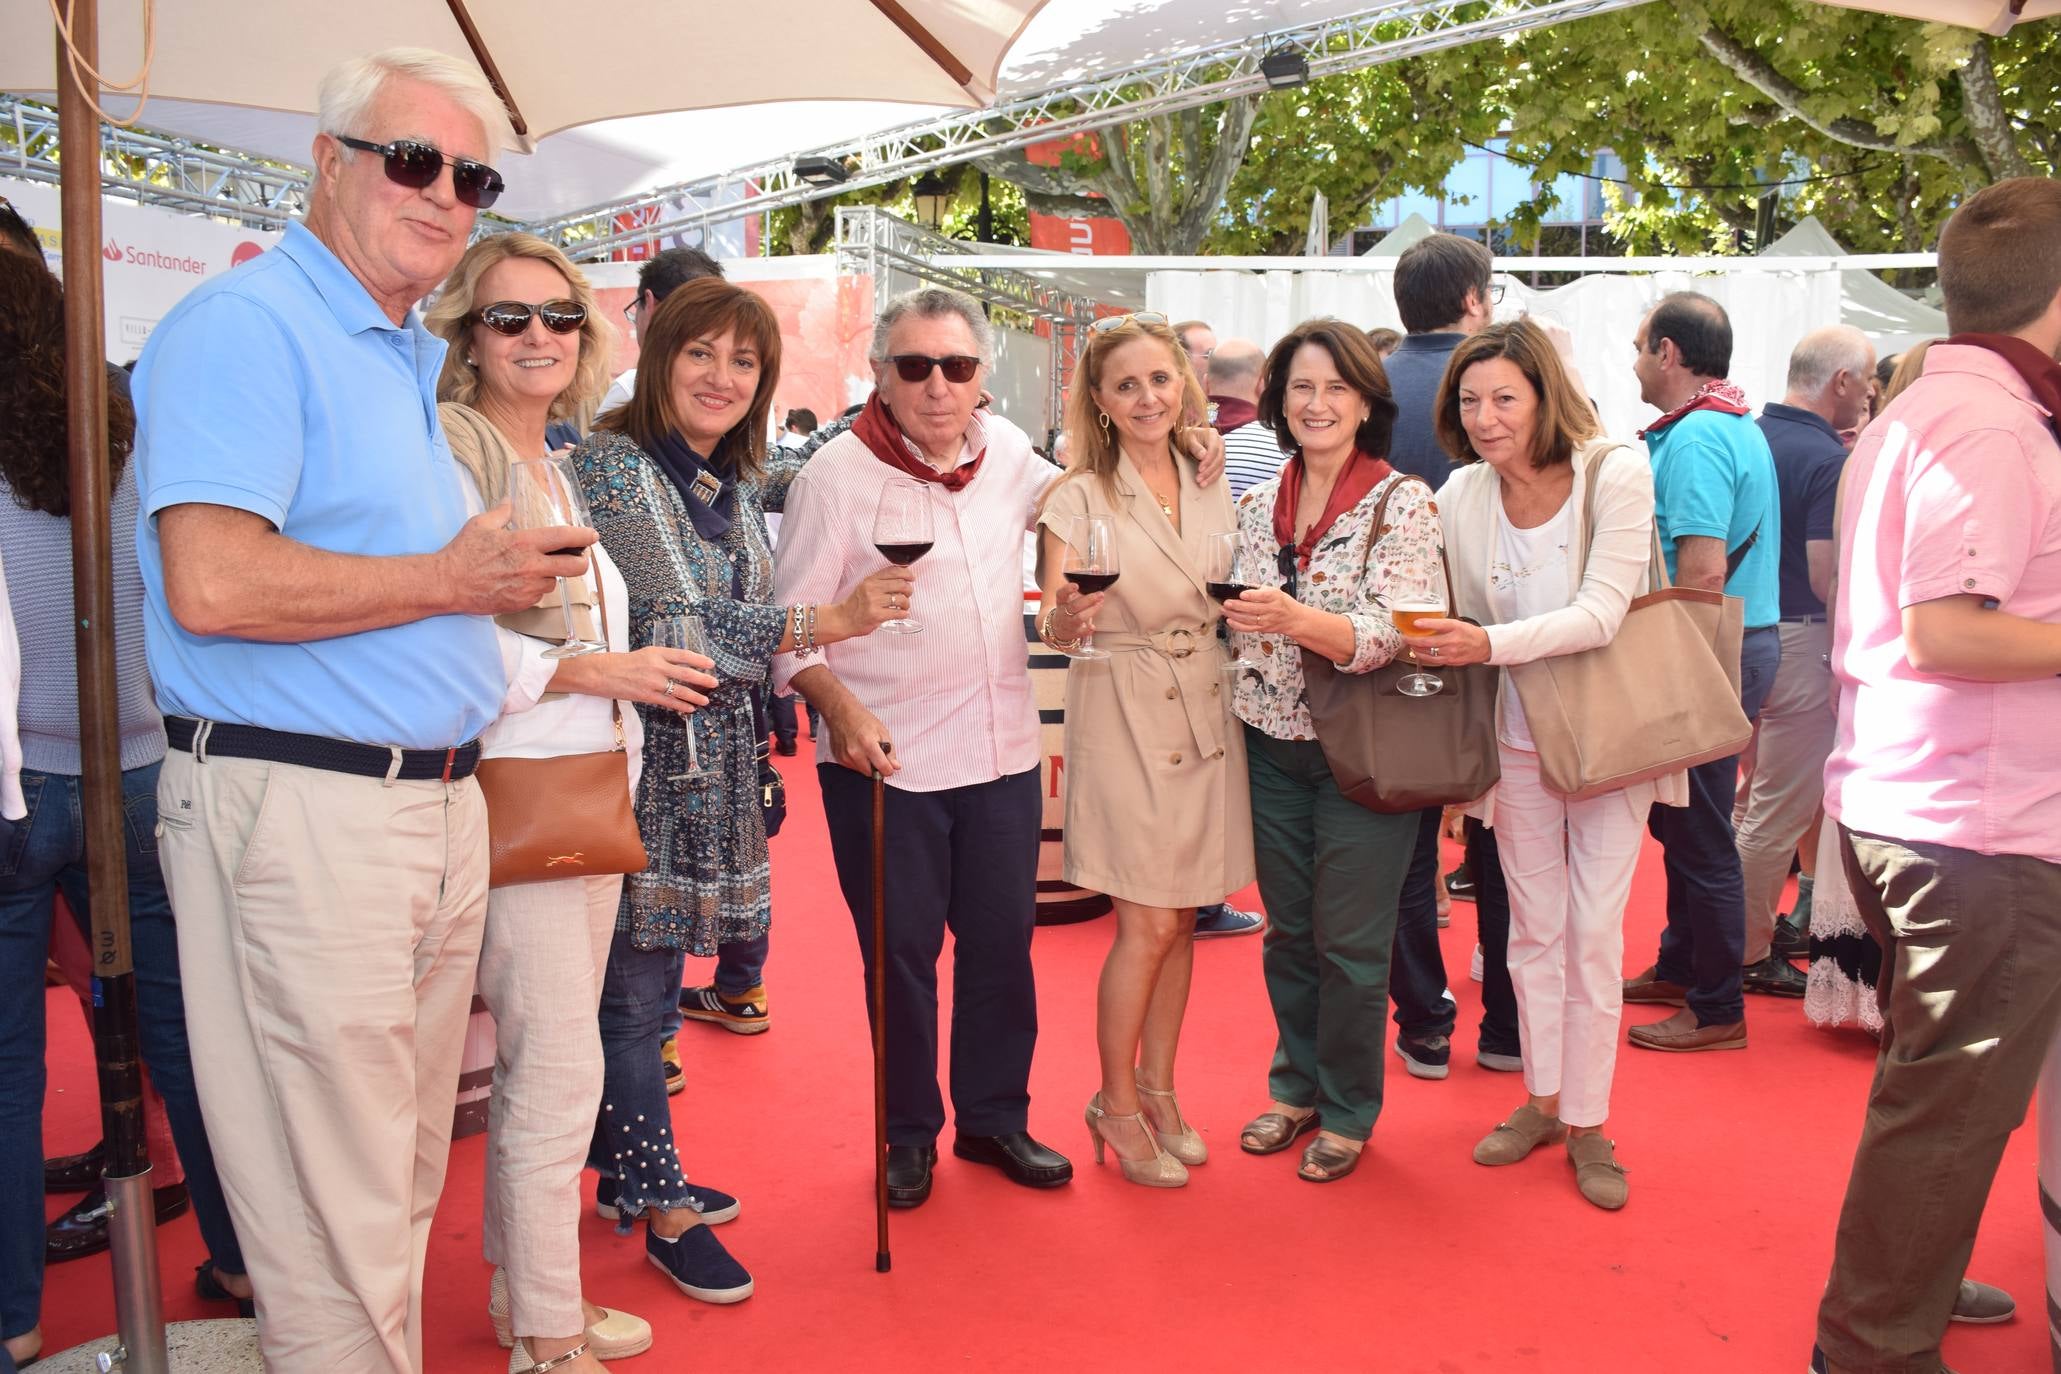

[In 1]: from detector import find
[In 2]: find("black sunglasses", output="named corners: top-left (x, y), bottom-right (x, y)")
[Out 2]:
top-left (888, 353), bottom-right (980, 384)
top-left (335, 135), bottom-right (506, 210)
top-left (474, 299), bottom-right (587, 335)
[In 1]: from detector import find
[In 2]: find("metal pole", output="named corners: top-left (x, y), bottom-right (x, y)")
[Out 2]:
top-left (56, 3), bottom-right (169, 1369)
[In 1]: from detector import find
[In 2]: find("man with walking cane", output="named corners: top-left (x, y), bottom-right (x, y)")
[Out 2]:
top-left (772, 288), bottom-right (1073, 1209)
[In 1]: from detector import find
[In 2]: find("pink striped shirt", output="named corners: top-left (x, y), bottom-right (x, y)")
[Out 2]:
top-left (772, 410), bottom-right (1057, 793)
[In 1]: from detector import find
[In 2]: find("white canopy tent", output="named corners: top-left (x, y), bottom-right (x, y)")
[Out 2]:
top-left (1758, 214), bottom-right (1947, 355)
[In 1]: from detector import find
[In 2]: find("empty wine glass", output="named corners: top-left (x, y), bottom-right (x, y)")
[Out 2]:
top-left (507, 455), bottom-right (605, 659)
top-left (1205, 529), bottom-right (1258, 672)
top-left (650, 615), bottom-right (720, 784)
top-left (872, 481), bottom-right (934, 635)
top-left (1061, 513), bottom-right (1121, 662)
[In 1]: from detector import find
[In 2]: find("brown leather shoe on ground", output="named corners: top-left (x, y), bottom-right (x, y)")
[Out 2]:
top-left (1566, 1134), bottom-right (1628, 1210)
top-left (1472, 1105), bottom-right (1566, 1166)
top-left (1622, 965), bottom-right (1688, 1005)
top-left (1627, 1007), bottom-right (1746, 1052)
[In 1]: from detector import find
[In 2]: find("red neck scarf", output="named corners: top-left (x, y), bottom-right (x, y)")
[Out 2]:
top-left (1273, 449), bottom-right (1394, 569)
top-left (1945, 333), bottom-right (2061, 437)
top-left (851, 392), bottom-right (985, 492)
top-left (1210, 396), bottom-right (1258, 433)
top-left (1636, 377), bottom-right (1751, 440)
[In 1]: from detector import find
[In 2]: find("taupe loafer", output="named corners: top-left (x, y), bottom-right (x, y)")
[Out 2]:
top-left (1472, 1105), bottom-right (1567, 1166)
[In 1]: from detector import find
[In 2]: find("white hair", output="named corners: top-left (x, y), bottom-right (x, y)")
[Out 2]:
top-left (1786, 325), bottom-right (1875, 397)
top-left (870, 287), bottom-right (995, 369)
top-left (318, 47), bottom-right (515, 161)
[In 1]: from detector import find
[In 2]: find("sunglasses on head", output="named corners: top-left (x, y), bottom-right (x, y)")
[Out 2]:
top-left (473, 300), bottom-right (587, 335)
top-left (888, 353), bottom-right (980, 384)
top-left (335, 135), bottom-right (506, 210)
top-left (1089, 311), bottom-right (1169, 334)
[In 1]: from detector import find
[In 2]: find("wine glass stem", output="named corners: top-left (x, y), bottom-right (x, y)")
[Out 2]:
top-left (557, 576), bottom-right (580, 649)
top-left (684, 722), bottom-right (703, 774)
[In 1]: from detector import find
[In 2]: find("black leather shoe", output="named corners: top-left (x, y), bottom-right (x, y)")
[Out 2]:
top-left (1742, 954), bottom-right (1808, 998)
top-left (194, 1262), bottom-right (256, 1318)
top-left (1771, 916), bottom-right (1811, 960)
top-left (45, 1140), bottom-right (104, 1193)
top-left (774, 736), bottom-right (798, 757)
top-left (885, 1145), bottom-right (936, 1209)
top-left (952, 1131), bottom-right (1073, 1188)
top-left (47, 1181), bottom-right (190, 1263)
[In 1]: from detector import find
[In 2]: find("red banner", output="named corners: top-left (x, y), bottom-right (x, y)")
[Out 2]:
top-left (1027, 213), bottom-right (1132, 256)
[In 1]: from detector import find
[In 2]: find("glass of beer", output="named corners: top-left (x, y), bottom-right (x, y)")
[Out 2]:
top-left (1392, 602), bottom-right (1446, 697)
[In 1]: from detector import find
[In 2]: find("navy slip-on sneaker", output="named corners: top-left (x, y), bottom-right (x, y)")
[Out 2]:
top-left (597, 1174), bottom-right (741, 1225)
top-left (646, 1224), bottom-right (754, 1304)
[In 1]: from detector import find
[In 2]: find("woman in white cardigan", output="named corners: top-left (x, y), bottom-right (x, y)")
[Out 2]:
top-left (1408, 319), bottom-right (1673, 1211)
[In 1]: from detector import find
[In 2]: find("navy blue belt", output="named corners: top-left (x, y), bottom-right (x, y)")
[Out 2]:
top-left (166, 716), bottom-right (480, 782)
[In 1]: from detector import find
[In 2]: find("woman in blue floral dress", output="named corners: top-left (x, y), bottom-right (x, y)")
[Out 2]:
top-left (571, 277), bottom-right (905, 1305)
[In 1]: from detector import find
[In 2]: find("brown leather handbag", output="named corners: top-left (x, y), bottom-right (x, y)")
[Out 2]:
top-left (1299, 476), bottom-right (1502, 814)
top-left (475, 582), bottom-right (649, 887)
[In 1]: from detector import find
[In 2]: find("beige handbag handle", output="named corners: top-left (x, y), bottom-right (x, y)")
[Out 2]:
top-left (1573, 443), bottom-right (1671, 596)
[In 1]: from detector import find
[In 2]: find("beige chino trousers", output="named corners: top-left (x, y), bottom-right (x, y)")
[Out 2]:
top-left (157, 750), bottom-right (489, 1374)
top-left (1735, 619), bottom-right (1834, 963)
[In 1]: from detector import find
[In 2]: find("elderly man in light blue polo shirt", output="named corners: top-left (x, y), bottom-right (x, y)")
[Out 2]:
top-left (132, 49), bottom-right (592, 1374)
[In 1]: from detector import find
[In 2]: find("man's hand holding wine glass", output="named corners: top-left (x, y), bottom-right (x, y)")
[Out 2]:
top-left (439, 497), bottom-right (595, 615)
top-left (830, 566), bottom-right (918, 640)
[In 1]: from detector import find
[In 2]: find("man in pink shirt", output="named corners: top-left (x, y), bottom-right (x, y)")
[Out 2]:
top-left (1813, 178), bottom-right (2061, 1374)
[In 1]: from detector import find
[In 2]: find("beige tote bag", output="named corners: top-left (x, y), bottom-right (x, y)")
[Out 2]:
top-left (1507, 448), bottom-right (1751, 801)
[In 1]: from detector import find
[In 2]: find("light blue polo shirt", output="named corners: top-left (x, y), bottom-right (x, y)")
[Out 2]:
top-left (133, 221), bottom-right (503, 748)
top-left (1647, 407), bottom-right (1783, 630)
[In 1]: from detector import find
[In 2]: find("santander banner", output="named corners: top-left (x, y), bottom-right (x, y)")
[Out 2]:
top-left (1022, 129), bottom-right (1131, 258)
top-left (2, 176), bottom-right (281, 361)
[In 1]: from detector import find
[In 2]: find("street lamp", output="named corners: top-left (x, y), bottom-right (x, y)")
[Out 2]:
top-left (911, 171), bottom-right (953, 231)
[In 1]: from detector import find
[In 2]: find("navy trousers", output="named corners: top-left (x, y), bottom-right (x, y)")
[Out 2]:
top-left (819, 765), bottom-right (1041, 1146)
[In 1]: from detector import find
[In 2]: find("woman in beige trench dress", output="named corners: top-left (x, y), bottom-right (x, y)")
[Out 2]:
top-left (1036, 313), bottom-right (1257, 1190)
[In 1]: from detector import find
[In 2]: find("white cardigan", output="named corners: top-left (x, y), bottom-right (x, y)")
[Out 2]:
top-left (1436, 435), bottom-right (1686, 820)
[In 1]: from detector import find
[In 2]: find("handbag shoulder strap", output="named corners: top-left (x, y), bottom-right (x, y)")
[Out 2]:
top-left (1575, 441), bottom-right (1670, 595)
top-left (1356, 472), bottom-right (1458, 610)
top-left (587, 553), bottom-right (628, 752)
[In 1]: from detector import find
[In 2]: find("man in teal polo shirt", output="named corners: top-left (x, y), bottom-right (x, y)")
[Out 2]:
top-left (133, 48), bottom-right (589, 1373)
top-left (1621, 291), bottom-right (1783, 1056)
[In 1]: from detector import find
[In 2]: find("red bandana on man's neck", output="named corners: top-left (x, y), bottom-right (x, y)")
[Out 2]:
top-left (1945, 333), bottom-right (2061, 438)
top-left (1636, 377), bottom-right (1750, 440)
top-left (851, 392), bottom-right (985, 492)
top-left (1210, 396), bottom-right (1258, 433)
top-left (1272, 449), bottom-right (1394, 569)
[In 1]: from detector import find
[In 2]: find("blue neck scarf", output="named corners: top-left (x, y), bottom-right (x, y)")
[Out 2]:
top-left (648, 431), bottom-right (735, 543)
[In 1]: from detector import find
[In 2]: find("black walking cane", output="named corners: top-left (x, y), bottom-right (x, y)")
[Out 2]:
top-left (871, 746), bottom-right (893, 1273)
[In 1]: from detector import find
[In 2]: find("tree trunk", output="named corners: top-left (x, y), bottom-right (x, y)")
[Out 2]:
top-left (1959, 38), bottom-right (2035, 182)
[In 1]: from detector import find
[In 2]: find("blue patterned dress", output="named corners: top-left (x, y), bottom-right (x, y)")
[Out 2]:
top-left (572, 431), bottom-right (805, 955)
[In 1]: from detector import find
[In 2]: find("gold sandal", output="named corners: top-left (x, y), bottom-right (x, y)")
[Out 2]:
top-left (1239, 1108), bottom-right (1319, 1156)
top-left (1297, 1134), bottom-right (1364, 1183)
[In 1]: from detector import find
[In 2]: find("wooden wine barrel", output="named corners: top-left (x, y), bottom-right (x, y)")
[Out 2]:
top-left (1025, 595), bottom-right (1111, 926)
top-left (453, 993), bottom-right (496, 1138)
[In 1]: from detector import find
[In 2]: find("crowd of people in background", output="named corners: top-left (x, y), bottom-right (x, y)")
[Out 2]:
top-left (1, 41), bottom-right (2057, 1374)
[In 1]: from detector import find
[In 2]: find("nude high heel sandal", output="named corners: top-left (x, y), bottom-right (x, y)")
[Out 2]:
top-left (1085, 1093), bottom-right (1189, 1187)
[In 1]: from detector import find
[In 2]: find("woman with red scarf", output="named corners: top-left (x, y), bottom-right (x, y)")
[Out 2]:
top-left (1221, 319), bottom-right (1445, 1184)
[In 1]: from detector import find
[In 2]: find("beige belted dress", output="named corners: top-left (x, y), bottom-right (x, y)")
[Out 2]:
top-left (1036, 449), bottom-right (1256, 909)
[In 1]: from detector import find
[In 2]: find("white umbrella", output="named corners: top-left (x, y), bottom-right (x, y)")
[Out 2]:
top-left (1809, 0), bottom-right (2060, 34)
top-left (1305, 189), bottom-right (1331, 257)
top-left (1, 0), bottom-right (1051, 144)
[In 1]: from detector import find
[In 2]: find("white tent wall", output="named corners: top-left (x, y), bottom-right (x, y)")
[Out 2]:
top-left (1149, 263), bottom-right (1848, 442)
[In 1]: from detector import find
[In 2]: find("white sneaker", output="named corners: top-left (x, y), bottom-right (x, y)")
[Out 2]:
top-left (1469, 944), bottom-right (1484, 983)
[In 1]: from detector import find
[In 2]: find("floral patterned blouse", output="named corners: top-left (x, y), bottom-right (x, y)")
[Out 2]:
top-left (1229, 470), bottom-right (1446, 742)
top-left (573, 430), bottom-right (807, 954)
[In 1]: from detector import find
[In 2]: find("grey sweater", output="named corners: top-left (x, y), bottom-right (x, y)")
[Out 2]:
top-left (0, 465), bottom-right (165, 775)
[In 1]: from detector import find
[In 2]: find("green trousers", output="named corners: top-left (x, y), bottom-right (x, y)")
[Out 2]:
top-left (1246, 727), bottom-right (1418, 1141)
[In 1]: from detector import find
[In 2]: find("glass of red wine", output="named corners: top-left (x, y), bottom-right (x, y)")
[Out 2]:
top-left (873, 480), bottom-right (933, 636)
top-left (1205, 529), bottom-right (1259, 672)
top-left (1061, 513), bottom-right (1120, 661)
top-left (507, 455), bottom-right (605, 659)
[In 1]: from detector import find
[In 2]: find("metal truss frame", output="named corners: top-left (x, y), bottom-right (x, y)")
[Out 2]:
top-left (532, 0), bottom-right (1654, 259)
top-left (1, 92), bottom-right (310, 228)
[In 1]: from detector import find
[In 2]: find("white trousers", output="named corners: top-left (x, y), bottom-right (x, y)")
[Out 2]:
top-left (1492, 744), bottom-right (1648, 1128)
top-left (158, 752), bottom-right (488, 1374)
top-left (478, 873), bottom-right (621, 1338)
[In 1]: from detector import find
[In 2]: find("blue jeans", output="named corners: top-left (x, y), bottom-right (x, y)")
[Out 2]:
top-left (587, 928), bottom-right (696, 1215)
top-left (0, 762), bottom-right (243, 1339)
top-left (1389, 808), bottom-right (1458, 1042)
top-left (1650, 625), bottom-right (1782, 1026)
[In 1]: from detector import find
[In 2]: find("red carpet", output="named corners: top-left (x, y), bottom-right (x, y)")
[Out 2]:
top-left (40, 754), bottom-right (2050, 1371)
